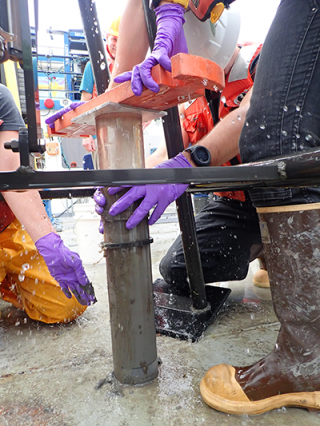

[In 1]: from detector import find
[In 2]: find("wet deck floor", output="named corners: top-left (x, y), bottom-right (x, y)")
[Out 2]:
top-left (0, 204), bottom-right (319, 426)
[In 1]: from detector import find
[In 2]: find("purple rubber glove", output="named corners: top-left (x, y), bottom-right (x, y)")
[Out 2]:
top-left (114, 4), bottom-right (188, 96)
top-left (93, 188), bottom-right (105, 234)
top-left (45, 101), bottom-right (85, 129)
top-left (108, 153), bottom-right (192, 229)
top-left (35, 233), bottom-right (97, 306)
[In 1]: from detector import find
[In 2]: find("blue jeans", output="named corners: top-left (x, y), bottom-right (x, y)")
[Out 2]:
top-left (239, 0), bottom-right (320, 207)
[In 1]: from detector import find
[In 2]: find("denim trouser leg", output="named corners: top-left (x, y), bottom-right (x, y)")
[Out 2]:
top-left (159, 198), bottom-right (262, 289)
top-left (239, 0), bottom-right (320, 207)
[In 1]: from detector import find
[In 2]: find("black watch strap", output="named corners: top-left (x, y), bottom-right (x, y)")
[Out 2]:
top-left (184, 145), bottom-right (211, 167)
top-left (151, 0), bottom-right (162, 8)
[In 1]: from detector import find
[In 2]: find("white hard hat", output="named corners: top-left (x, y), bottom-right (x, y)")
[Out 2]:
top-left (184, 4), bottom-right (241, 70)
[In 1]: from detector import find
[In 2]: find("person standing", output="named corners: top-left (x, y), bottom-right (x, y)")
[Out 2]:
top-left (104, 0), bottom-right (320, 415)
top-left (80, 16), bottom-right (121, 168)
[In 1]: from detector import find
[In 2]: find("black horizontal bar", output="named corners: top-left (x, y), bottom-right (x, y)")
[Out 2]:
top-left (1, 148), bottom-right (320, 192)
top-left (0, 164), bottom-right (280, 191)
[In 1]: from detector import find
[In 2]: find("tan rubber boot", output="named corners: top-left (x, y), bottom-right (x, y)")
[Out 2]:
top-left (252, 255), bottom-right (270, 288)
top-left (200, 203), bottom-right (320, 415)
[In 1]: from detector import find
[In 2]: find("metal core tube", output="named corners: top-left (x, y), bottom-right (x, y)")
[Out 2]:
top-left (96, 113), bottom-right (158, 385)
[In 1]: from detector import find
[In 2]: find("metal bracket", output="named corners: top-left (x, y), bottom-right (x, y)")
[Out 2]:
top-left (101, 238), bottom-right (153, 250)
top-left (4, 127), bottom-right (45, 168)
top-left (72, 101), bottom-right (167, 125)
top-left (0, 27), bottom-right (15, 63)
top-left (154, 282), bottom-right (231, 342)
top-left (0, 27), bottom-right (17, 43)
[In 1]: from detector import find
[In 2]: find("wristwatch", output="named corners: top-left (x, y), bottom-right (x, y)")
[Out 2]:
top-left (184, 145), bottom-right (211, 167)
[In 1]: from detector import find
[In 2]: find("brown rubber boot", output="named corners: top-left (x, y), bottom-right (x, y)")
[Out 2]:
top-left (252, 254), bottom-right (270, 288)
top-left (200, 203), bottom-right (320, 415)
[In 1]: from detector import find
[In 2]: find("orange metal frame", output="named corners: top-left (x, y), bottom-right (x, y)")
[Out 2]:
top-left (47, 53), bottom-right (225, 138)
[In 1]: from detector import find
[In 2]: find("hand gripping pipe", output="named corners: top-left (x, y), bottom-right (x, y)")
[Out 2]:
top-left (78, 0), bottom-right (158, 385)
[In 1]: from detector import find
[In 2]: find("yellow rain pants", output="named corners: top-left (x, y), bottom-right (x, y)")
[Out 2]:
top-left (0, 219), bottom-right (87, 323)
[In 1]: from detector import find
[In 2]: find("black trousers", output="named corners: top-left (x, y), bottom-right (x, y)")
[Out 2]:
top-left (159, 197), bottom-right (262, 292)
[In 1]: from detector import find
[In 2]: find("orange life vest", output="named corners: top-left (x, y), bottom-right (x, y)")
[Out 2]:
top-left (182, 44), bottom-right (262, 202)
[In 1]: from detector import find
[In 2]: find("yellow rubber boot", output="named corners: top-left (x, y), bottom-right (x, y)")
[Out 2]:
top-left (200, 203), bottom-right (320, 415)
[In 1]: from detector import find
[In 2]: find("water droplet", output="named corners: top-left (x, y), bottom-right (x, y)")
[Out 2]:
top-left (237, 115), bottom-right (241, 121)
top-left (100, 62), bottom-right (106, 70)
top-left (178, 96), bottom-right (185, 102)
top-left (296, 105), bottom-right (301, 112)
top-left (281, 130), bottom-right (288, 137)
top-left (22, 263), bottom-right (30, 271)
top-left (296, 133), bottom-right (301, 139)
top-left (18, 273), bottom-right (25, 282)
top-left (260, 124), bottom-right (266, 130)
top-left (305, 134), bottom-right (313, 141)
top-left (202, 79), bottom-right (208, 86)
top-left (221, 96), bottom-right (226, 104)
top-left (266, 134), bottom-right (271, 139)
top-left (283, 105), bottom-right (288, 112)
top-left (213, 85), bottom-right (219, 91)
top-left (245, 122), bottom-right (249, 127)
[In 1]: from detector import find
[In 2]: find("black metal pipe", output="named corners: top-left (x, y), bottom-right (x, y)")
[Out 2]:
top-left (1, 147), bottom-right (320, 191)
top-left (0, 163), bottom-right (279, 190)
top-left (18, 0), bottom-right (41, 152)
top-left (162, 110), bottom-right (208, 310)
top-left (78, 0), bottom-right (110, 95)
top-left (0, 0), bottom-right (9, 31)
top-left (142, 0), bottom-right (157, 51)
top-left (141, 0), bottom-right (208, 310)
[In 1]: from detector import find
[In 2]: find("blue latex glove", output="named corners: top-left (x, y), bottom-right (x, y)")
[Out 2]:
top-left (35, 233), bottom-right (97, 306)
top-left (108, 153), bottom-right (192, 229)
top-left (114, 4), bottom-right (188, 96)
top-left (45, 101), bottom-right (85, 129)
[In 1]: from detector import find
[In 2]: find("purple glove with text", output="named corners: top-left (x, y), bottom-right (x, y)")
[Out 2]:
top-left (114, 4), bottom-right (188, 96)
top-left (35, 233), bottom-right (97, 306)
top-left (108, 153), bottom-right (192, 229)
top-left (45, 101), bottom-right (85, 129)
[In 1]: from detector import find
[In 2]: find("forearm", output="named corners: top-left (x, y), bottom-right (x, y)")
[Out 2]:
top-left (2, 190), bottom-right (55, 241)
top-left (80, 91), bottom-right (92, 102)
top-left (109, 0), bottom-right (149, 88)
top-left (0, 130), bottom-right (55, 241)
top-left (146, 104), bottom-right (189, 167)
top-left (183, 89), bottom-right (252, 167)
top-left (145, 140), bottom-right (169, 167)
